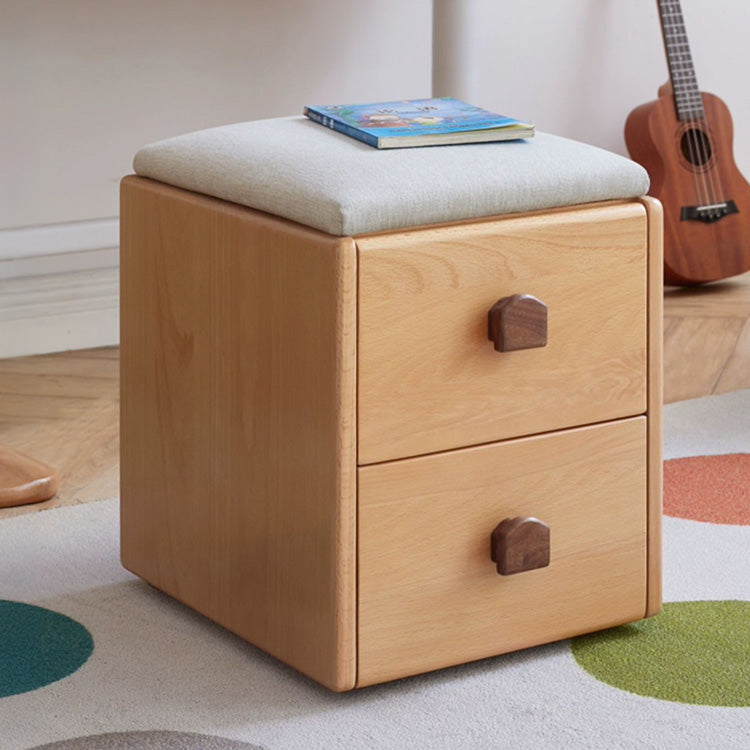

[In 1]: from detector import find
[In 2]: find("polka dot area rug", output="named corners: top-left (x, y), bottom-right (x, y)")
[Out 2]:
top-left (1, 389), bottom-right (749, 750)
top-left (664, 453), bottom-right (750, 525)
top-left (0, 601), bottom-right (93, 699)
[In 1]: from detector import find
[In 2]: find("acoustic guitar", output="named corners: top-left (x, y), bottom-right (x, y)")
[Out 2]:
top-left (625, 0), bottom-right (750, 285)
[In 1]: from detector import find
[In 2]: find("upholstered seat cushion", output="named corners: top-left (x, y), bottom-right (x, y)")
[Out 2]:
top-left (133, 116), bottom-right (649, 236)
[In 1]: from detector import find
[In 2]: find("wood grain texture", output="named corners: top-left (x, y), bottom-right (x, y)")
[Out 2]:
top-left (0, 352), bottom-right (119, 379)
top-left (0, 294), bottom-right (716, 525)
top-left (714, 317), bottom-right (750, 394)
top-left (663, 316), bottom-right (745, 402)
top-left (490, 516), bottom-right (550, 576)
top-left (626, 91), bottom-right (750, 285)
top-left (641, 196), bottom-right (664, 617)
top-left (63, 348), bottom-right (119, 360)
top-left (357, 203), bottom-right (648, 464)
top-left (0, 347), bottom-right (119, 519)
top-left (663, 270), bottom-right (750, 401)
top-left (487, 294), bottom-right (548, 352)
top-left (357, 418), bottom-right (648, 687)
top-left (0, 444), bottom-right (58, 507)
top-left (664, 270), bottom-right (750, 317)
top-left (120, 177), bottom-right (357, 691)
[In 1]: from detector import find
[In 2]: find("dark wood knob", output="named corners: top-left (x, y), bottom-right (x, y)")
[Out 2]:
top-left (487, 294), bottom-right (547, 352)
top-left (490, 517), bottom-right (550, 575)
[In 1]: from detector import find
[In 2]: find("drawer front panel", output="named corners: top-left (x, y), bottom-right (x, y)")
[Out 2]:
top-left (357, 417), bottom-right (647, 687)
top-left (357, 203), bottom-right (648, 464)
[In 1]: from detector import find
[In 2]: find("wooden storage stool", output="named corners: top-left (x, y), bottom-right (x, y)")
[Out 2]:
top-left (120, 117), bottom-right (663, 691)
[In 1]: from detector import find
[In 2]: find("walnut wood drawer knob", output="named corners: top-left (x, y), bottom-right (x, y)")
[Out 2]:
top-left (487, 294), bottom-right (548, 352)
top-left (490, 517), bottom-right (550, 575)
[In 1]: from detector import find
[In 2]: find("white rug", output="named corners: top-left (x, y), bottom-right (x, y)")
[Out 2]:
top-left (1, 391), bottom-right (749, 750)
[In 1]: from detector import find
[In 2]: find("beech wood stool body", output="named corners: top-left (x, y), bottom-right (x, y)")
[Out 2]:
top-left (120, 119), bottom-right (663, 691)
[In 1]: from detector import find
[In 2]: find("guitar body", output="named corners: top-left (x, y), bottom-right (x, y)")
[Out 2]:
top-left (626, 87), bottom-right (750, 285)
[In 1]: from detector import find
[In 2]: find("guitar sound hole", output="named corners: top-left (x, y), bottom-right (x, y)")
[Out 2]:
top-left (680, 128), bottom-right (713, 167)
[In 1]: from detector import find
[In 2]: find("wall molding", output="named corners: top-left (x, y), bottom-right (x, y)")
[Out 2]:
top-left (0, 217), bottom-right (119, 281)
top-left (0, 247), bottom-right (119, 281)
top-left (0, 267), bottom-right (119, 358)
top-left (0, 218), bottom-right (119, 357)
top-left (0, 217), bottom-right (119, 261)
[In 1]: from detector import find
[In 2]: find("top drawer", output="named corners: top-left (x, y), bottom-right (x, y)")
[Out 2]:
top-left (357, 202), bottom-right (648, 464)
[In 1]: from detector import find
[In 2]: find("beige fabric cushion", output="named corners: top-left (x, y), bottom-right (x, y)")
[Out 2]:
top-left (133, 116), bottom-right (649, 236)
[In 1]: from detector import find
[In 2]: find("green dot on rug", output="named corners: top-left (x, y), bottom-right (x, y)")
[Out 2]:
top-left (571, 600), bottom-right (750, 706)
top-left (0, 600), bottom-right (93, 697)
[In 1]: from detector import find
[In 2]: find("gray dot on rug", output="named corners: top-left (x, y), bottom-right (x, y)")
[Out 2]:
top-left (29, 730), bottom-right (266, 750)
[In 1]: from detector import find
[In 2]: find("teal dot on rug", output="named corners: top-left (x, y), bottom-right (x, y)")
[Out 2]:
top-left (571, 600), bottom-right (750, 706)
top-left (0, 600), bottom-right (93, 697)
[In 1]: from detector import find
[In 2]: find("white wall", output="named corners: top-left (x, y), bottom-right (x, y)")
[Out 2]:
top-left (434, 0), bottom-right (750, 176)
top-left (2, 0), bottom-right (749, 355)
top-left (0, 0), bottom-right (432, 355)
top-left (1, 0), bottom-right (432, 230)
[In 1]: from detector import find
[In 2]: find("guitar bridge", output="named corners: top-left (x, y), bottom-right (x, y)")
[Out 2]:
top-left (681, 200), bottom-right (739, 223)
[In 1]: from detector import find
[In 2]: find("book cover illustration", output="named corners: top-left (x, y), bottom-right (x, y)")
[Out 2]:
top-left (304, 97), bottom-right (534, 149)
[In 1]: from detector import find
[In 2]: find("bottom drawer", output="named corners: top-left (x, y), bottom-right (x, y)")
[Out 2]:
top-left (357, 417), bottom-right (648, 686)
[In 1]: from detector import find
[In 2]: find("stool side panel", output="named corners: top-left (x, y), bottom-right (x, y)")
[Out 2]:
top-left (642, 195), bottom-right (664, 617)
top-left (119, 177), bottom-right (357, 691)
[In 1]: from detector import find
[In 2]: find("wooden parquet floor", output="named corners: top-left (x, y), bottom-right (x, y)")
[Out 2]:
top-left (664, 272), bottom-right (750, 403)
top-left (0, 273), bottom-right (749, 520)
top-left (0, 347), bottom-right (119, 519)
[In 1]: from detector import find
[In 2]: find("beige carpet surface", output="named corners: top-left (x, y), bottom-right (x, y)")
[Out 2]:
top-left (1, 390), bottom-right (749, 749)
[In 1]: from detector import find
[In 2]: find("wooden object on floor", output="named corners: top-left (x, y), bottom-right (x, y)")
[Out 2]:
top-left (0, 444), bottom-right (58, 507)
top-left (120, 176), bottom-right (358, 692)
top-left (663, 271), bottom-right (750, 402)
top-left (120, 178), bottom-right (661, 691)
top-left (0, 347), bottom-right (119, 520)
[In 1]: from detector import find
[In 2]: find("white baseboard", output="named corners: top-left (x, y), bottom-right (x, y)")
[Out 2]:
top-left (0, 217), bottom-right (118, 261)
top-left (0, 219), bottom-right (119, 358)
top-left (0, 247), bottom-right (119, 281)
top-left (0, 267), bottom-right (119, 358)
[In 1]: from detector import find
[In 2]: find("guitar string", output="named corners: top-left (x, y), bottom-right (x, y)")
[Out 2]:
top-left (698, 105), bottom-right (724, 206)
top-left (668, 0), bottom-right (724, 208)
top-left (684, 55), bottom-right (714, 208)
top-left (693, 89), bottom-right (725, 207)
top-left (661, 0), bottom-right (708, 207)
top-left (669, 1), bottom-right (712, 207)
top-left (660, 1), bottom-right (704, 205)
top-left (681, 22), bottom-right (723, 208)
top-left (680, 6), bottom-right (725, 207)
top-left (669, 0), bottom-right (719, 206)
top-left (674, 0), bottom-right (725, 208)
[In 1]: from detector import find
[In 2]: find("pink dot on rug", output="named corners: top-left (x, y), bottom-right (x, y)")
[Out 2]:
top-left (664, 454), bottom-right (750, 525)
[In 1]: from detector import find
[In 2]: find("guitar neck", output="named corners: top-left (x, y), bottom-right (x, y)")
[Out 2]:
top-left (657, 0), bottom-right (705, 121)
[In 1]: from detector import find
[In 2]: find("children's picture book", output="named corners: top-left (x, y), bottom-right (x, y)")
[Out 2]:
top-left (303, 97), bottom-right (534, 149)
